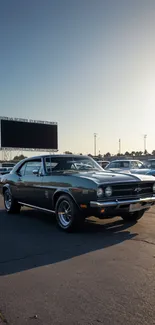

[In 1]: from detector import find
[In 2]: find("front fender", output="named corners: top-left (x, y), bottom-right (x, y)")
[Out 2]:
top-left (52, 189), bottom-right (81, 209)
top-left (2, 184), bottom-right (11, 195)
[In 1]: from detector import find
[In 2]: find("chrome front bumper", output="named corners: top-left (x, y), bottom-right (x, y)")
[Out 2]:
top-left (90, 197), bottom-right (155, 208)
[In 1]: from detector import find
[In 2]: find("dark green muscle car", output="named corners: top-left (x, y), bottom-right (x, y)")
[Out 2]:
top-left (1, 154), bottom-right (155, 231)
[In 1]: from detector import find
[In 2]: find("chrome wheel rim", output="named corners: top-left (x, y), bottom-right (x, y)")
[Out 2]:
top-left (5, 191), bottom-right (12, 210)
top-left (58, 200), bottom-right (72, 227)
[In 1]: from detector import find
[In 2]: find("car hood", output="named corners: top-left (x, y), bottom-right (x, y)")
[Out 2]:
top-left (130, 169), bottom-right (150, 175)
top-left (73, 170), bottom-right (155, 184)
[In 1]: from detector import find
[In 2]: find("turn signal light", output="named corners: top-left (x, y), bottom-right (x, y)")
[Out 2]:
top-left (80, 204), bottom-right (87, 208)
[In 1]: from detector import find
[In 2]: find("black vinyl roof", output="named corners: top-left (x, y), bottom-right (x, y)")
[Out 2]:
top-left (13, 154), bottom-right (90, 171)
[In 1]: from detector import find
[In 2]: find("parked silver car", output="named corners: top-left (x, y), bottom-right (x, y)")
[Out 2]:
top-left (105, 160), bottom-right (148, 174)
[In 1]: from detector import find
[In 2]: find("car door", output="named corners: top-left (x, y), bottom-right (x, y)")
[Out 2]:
top-left (16, 158), bottom-right (43, 206)
top-left (40, 156), bottom-right (72, 211)
top-left (38, 156), bottom-right (59, 210)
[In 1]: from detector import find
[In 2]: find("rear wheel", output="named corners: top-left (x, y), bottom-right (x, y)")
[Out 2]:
top-left (55, 195), bottom-right (84, 232)
top-left (4, 189), bottom-right (21, 214)
top-left (121, 210), bottom-right (145, 222)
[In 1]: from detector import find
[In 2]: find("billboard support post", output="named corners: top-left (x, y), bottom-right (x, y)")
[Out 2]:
top-left (1, 149), bottom-right (12, 161)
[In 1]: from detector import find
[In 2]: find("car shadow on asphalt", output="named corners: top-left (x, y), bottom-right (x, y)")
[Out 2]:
top-left (0, 208), bottom-right (137, 276)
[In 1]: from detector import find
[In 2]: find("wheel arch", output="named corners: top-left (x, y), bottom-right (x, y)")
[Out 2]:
top-left (2, 184), bottom-right (11, 195)
top-left (53, 189), bottom-right (81, 210)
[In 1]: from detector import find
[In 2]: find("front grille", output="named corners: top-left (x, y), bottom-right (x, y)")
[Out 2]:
top-left (113, 183), bottom-right (153, 196)
top-left (100, 182), bottom-right (154, 200)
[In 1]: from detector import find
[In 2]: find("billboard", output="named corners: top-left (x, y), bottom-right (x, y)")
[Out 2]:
top-left (0, 118), bottom-right (58, 150)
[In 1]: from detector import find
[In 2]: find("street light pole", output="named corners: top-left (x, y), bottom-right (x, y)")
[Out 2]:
top-left (94, 133), bottom-right (97, 156)
top-left (144, 134), bottom-right (147, 153)
top-left (119, 138), bottom-right (121, 155)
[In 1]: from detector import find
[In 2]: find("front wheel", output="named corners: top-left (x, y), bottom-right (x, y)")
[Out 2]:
top-left (4, 189), bottom-right (21, 214)
top-left (55, 195), bottom-right (84, 232)
top-left (121, 210), bottom-right (146, 222)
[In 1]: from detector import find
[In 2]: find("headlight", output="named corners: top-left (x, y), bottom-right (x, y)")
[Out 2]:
top-left (153, 183), bottom-right (155, 193)
top-left (97, 187), bottom-right (104, 198)
top-left (105, 186), bottom-right (112, 197)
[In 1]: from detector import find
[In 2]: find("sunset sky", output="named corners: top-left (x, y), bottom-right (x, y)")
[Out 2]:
top-left (0, 0), bottom-right (155, 155)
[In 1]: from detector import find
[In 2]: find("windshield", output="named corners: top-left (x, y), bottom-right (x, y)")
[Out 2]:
top-left (106, 161), bottom-right (130, 169)
top-left (45, 156), bottom-right (103, 173)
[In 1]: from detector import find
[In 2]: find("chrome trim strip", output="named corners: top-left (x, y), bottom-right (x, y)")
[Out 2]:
top-left (18, 202), bottom-right (55, 214)
top-left (90, 197), bottom-right (155, 208)
top-left (34, 185), bottom-right (57, 189)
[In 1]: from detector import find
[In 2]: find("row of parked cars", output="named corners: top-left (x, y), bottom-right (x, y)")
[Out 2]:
top-left (0, 154), bottom-right (155, 232)
top-left (96, 158), bottom-right (155, 176)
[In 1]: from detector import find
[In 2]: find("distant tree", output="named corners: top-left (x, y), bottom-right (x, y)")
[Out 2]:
top-left (88, 154), bottom-right (93, 157)
top-left (13, 155), bottom-right (27, 161)
top-left (125, 151), bottom-right (130, 156)
top-left (152, 150), bottom-right (155, 155)
top-left (144, 150), bottom-right (148, 155)
top-left (64, 151), bottom-right (72, 154)
top-left (104, 152), bottom-right (111, 158)
top-left (117, 153), bottom-right (121, 156)
top-left (132, 151), bottom-right (143, 156)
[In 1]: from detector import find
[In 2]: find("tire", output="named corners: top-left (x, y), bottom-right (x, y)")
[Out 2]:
top-left (121, 210), bottom-right (146, 222)
top-left (55, 194), bottom-right (84, 232)
top-left (4, 189), bottom-right (21, 214)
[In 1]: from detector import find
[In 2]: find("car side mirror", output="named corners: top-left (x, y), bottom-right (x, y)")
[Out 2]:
top-left (33, 169), bottom-right (39, 175)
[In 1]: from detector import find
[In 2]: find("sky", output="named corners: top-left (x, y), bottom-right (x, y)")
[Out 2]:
top-left (0, 0), bottom-right (155, 156)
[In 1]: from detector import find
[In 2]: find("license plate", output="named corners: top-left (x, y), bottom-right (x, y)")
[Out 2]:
top-left (129, 203), bottom-right (142, 212)
top-left (129, 203), bottom-right (151, 212)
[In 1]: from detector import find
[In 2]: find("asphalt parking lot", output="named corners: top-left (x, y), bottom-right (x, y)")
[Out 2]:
top-left (0, 195), bottom-right (155, 325)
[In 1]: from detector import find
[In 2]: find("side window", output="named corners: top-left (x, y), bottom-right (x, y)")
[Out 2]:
top-left (116, 162), bottom-right (121, 168)
top-left (45, 158), bottom-right (59, 173)
top-left (131, 161), bottom-right (138, 169)
top-left (137, 161), bottom-right (144, 169)
top-left (24, 160), bottom-right (42, 176)
top-left (112, 162), bottom-right (121, 168)
top-left (44, 157), bottom-right (73, 173)
top-left (108, 162), bottom-right (116, 168)
top-left (151, 161), bottom-right (155, 168)
top-left (130, 161), bottom-right (134, 168)
top-left (18, 163), bottom-right (27, 176)
top-left (134, 161), bottom-right (138, 168)
top-left (121, 162), bottom-right (129, 168)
